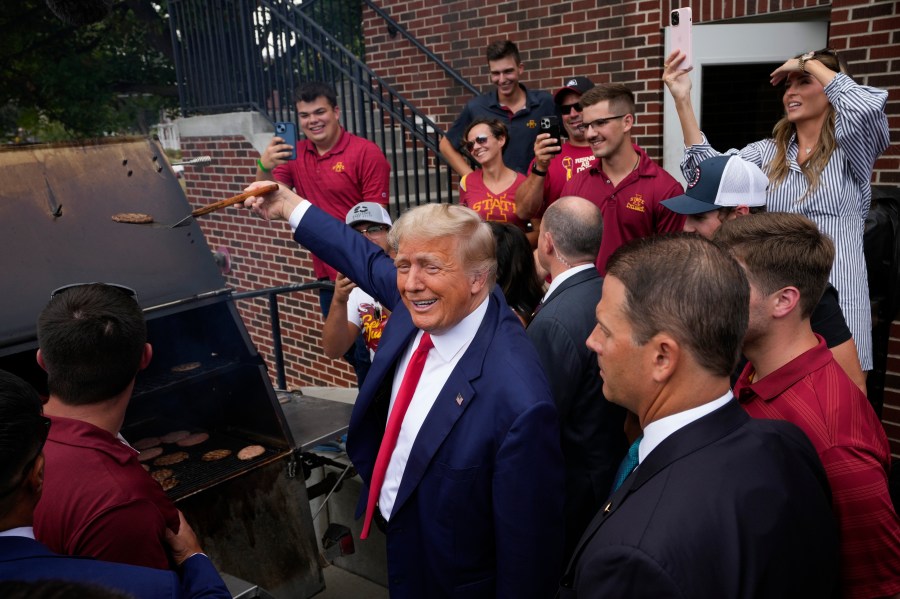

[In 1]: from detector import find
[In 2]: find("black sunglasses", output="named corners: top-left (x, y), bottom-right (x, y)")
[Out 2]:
top-left (559, 102), bottom-right (583, 114)
top-left (465, 135), bottom-right (490, 152)
top-left (50, 283), bottom-right (139, 303)
top-left (0, 416), bottom-right (51, 500)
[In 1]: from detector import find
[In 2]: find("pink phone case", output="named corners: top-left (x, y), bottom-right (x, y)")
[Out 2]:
top-left (670, 7), bottom-right (693, 70)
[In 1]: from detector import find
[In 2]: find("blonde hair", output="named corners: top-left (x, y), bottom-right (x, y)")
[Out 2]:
top-left (388, 204), bottom-right (497, 286)
top-left (766, 50), bottom-right (847, 201)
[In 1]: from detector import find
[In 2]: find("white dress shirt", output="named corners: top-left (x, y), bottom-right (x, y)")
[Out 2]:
top-left (0, 526), bottom-right (34, 538)
top-left (379, 298), bottom-right (488, 518)
top-left (542, 263), bottom-right (595, 303)
top-left (639, 391), bottom-right (733, 465)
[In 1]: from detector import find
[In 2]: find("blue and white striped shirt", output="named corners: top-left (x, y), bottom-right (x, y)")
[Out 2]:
top-left (683, 73), bottom-right (889, 370)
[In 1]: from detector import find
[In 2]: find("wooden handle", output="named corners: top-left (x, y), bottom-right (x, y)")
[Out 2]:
top-left (191, 183), bottom-right (279, 217)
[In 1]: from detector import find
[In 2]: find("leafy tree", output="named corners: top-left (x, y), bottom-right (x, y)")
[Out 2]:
top-left (0, 0), bottom-right (177, 139)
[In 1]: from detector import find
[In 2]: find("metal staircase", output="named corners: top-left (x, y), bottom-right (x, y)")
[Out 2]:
top-left (167, 0), bottom-right (478, 213)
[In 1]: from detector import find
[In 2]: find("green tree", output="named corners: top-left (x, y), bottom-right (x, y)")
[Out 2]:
top-left (0, 0), bottom-right (177, 139)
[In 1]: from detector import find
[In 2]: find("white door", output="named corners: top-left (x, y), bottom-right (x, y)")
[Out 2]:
top-left (663, 21), bottom-right (829, 185)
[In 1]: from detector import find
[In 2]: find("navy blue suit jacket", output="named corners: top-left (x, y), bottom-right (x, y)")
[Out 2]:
top-left (294, 204), bottom-right (565, 598)
top-left (0, 536), bottom-right (230, 599)
top-left (559, 400), bottom-right (840, 598)
top-left (526, 267), bottom-right (627, 557)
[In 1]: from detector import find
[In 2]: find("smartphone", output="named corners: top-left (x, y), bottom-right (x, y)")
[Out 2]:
top-left (275, 121), bottom-right (297, 161)
top-left (669, 7), bottom-right (693, 70)
top-left (540, 116), bottom-right (562, 156)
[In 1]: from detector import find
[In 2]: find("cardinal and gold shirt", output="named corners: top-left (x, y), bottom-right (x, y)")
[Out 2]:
top-left (459, 170), bottom-right (528, 232)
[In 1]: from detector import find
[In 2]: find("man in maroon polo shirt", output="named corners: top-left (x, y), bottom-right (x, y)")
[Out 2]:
top-left (256, 81), bottom-right (391, 302)
top-left (515, 76), bottom-right (597, 222)
top-left (560, 84), bottom-right (684, 274)
top-left (257, 81), bottom-right (391, 384)
top-left (716, 213), bottom-right (900, 599)
top-left (33, 284), bottom-right (180, 571)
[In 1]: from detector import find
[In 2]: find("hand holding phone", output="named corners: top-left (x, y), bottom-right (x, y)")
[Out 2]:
top-left (539, 116), bottom-right (562, 156)
top-left (275, 122), bottom-right (298, 161)
top-left (669, 7), bottom-right (693, 71)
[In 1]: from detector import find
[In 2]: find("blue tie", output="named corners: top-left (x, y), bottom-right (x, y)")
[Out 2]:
top-left (611, 435), bottom-right (643, 494)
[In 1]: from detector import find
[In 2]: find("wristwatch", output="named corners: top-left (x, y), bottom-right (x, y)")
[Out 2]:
top-left (531, 164), bottom-right (547, 177)
top-left (798, 51), bottom-right (816, 73)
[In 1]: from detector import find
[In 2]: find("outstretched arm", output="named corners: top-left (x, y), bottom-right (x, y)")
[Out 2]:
top-left (663, 49), bottom-right (702, 148)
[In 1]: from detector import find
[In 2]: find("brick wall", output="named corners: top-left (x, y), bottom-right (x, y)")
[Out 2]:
top-left (363, 0), bottom-right (898, 176)
top-left (179, 136), bottom-right (357, 391)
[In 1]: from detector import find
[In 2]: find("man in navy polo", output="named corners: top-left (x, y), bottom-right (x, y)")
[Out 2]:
top-left (439, 40), bottom-right (556, 177)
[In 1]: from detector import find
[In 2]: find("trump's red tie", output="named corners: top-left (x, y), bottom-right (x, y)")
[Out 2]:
top-left (360, 332), bottom-right (434, 539)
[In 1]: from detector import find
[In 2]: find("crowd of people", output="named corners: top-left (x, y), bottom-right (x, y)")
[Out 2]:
top-left (0, 35), bottom-right (896, 599)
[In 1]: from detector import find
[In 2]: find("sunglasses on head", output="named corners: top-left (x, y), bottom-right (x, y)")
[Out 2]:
top-left (465, 135), bottom-right (490, 152)
top-left (50, 283), bottom-right (139, 303)
top-left (559, 102), bottom-right (583, 114)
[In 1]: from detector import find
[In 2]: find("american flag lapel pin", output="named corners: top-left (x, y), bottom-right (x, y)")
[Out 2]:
top-left (455, 393), bottom-right (464, 406)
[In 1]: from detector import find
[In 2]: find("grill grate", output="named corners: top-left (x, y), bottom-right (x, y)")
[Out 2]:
top-left (131, 429), bottom-right (284, 500)
top-left (133, 357), bottom-right (239, 396)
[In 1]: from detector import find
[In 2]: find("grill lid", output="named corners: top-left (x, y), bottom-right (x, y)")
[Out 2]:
top-left (0, 137), bottom-right (227, 350)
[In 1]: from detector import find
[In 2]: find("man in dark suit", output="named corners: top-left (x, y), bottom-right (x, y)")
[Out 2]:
top-left (559, 234), bottom-right (839, 598)
top-left (527, 196), bottom-right (626, 558)
top-left (0, 370), bottom-right (230, 599)
top-left (245, 183), bottom-right (565, 598)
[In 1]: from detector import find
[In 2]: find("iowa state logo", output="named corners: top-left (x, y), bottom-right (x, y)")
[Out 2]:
top-left (332, 162), bottom-right (345, 173)
top-left (526, 119), bottom-right (537, 129)
top-left (626, 194), bottom-right (645, 213)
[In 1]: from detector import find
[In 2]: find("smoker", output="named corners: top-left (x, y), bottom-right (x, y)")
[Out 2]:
top-left (0, 138), bottom-right (325, 598)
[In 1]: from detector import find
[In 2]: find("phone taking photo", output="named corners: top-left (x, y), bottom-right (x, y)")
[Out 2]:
top-left (275, 122), bottom-right (297, 161)
top-left (669, 7), bottom-right (693, 70)
top-left (540, 116), bottom-right (562, 156)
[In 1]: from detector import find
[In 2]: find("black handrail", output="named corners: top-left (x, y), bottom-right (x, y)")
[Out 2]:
top-left (232, 281), bottom-right (334, 390)
top-left (167, 0), bottom-right (458, 213)
top-left (360, 0), bottom-right (480, 96)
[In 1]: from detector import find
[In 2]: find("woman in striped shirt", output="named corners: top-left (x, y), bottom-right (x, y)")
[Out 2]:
top-left (663, 48), bottom-right (889, 372)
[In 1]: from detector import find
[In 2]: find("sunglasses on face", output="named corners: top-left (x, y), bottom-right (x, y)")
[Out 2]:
top-left (576, 114), bottom-right (628, 132)
top-left (355, 224), bottom-right (389, 236)
top-left (50, 283), bottom-right (139, 303)
top-left (559, 102), bottom-right (583, 114)
top-left (465, 135), bottom-right (490, 152)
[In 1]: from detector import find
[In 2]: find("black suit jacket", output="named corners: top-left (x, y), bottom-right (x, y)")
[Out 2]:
top-left (560, 400), bottom-right (840, 599)
top-left (526, 267), bottom-right (627, 556)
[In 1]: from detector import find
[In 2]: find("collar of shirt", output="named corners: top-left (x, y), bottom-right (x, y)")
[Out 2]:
top-left (47, 415), bottom-right (137, 465)
top-left (639, 391), bottom-right (733, 463)
top-left (411, 294), bottom-right (490, 363)
top-left (303, 128), bottom-right (349, 159)
top-left (488, 84), bottom-right (539, 112)
top-left (542, 264), bottom-right (595, 303)
top-left (0, 526), bottom-right (34, 539)
top-left (589, 143), bottom-right (648, 178)
top-left (738, 335), bottom-right (830, 403)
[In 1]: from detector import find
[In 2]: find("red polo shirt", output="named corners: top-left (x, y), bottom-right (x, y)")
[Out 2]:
top-left (528, 142), bottom-right (596, 217)
top-left (34, 416), bottom-right (180, 571)
top-left (560, 144), bottom-right (684, 275)
top-left (734, 336), bottom-right (900, 599)
top-left (273, 129), bottom-right (391, 280)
